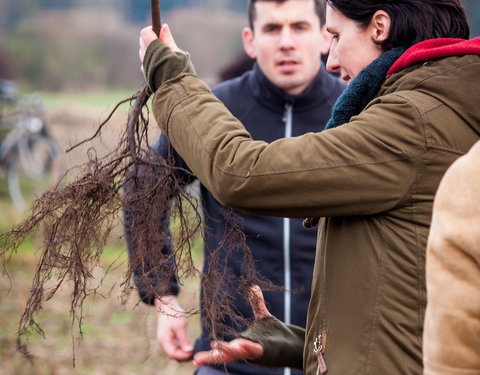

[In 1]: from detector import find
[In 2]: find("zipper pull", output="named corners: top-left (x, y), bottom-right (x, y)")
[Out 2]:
top-left (283, 103), bottom-right (292, 126)
top-left (314, 334), bottom-right (328, 374)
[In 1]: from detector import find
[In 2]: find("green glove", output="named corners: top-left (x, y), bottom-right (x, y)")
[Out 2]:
top-left (241, 316), bottom-right (305, 370)
top-left (143, 39), bottom-right (196, 92)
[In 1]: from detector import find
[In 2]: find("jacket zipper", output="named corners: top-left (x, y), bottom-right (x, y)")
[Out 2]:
top-left (315, 221), bottom-right (329, 374)
top-left (283, 103), bottom-right (293, 375)
top-left (314, 332), bottom-right (328, 374)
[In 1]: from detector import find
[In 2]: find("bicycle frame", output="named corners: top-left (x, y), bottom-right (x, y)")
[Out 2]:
top-left (0, 82), bottom-right (62, 208)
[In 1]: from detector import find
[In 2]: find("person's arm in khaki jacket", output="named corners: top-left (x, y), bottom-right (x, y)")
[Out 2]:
top-left (423, 140), bottom-right (480, 374)
top-left (141, 26), bottom-right (426, 220)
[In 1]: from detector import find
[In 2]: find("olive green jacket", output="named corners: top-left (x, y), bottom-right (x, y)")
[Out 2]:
top-left (148, 48), bottom-right (480, 374)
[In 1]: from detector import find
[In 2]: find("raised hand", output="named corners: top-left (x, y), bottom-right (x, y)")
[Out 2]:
top-left (138, 23), bottom-right (195, 91)
top-left (139, 24), bottom-right (182, 73)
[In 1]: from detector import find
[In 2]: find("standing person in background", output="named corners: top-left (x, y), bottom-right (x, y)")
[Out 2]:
top-left (124, 1), bottom-right (344, 375)
top-left (136, 0), bottom-right (480, 373)
top-left (423, 140), bottom-right (480, 374)
top-left (217, 50), bottom-right (255, 82)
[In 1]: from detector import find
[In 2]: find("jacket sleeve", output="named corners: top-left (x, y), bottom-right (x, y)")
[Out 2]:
top-left (123, 134), bottom-right (195, 305)
top-left (423, 141), bottom-right (480, 374)
top-left (240, 317), bottom-right (305, 370)
top-left (150, 74), bottom-right (427, 219)
top-left (144, 39), bottom-right (196, 92)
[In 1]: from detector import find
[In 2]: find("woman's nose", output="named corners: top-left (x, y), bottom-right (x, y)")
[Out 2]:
top-left (326, 52), bottom-right (340, 73)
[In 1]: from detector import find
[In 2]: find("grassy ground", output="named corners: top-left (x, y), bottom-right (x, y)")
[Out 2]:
top-left (0, 92), bottom-right (202, 375)
top-left (0, 246), bottom-right (201, 375)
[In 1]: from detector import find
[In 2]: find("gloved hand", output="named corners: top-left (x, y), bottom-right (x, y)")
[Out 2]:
top-left (192, 286), bottom-right (267, 367)
top-left (140, 24), bottom-right (196, 92)
top-left (193, 286), bottom-right (304, 370)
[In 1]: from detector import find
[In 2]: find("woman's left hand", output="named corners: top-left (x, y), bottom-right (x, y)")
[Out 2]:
top-left (193, 285), bottom-right (271, 367)
top-left (193, 338), bottom-right (264, 367)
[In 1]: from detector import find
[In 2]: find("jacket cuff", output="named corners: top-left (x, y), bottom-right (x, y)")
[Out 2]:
top-left (240, 317), bottom-right (305, 370)
top-left (136, 277), bottom-right (180, 306)
top-left (143, 39), bottom-right (196, 92)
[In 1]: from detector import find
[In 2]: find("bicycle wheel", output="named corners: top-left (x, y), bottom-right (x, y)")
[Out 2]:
top-left (6, 133), bottom-right (64, 209)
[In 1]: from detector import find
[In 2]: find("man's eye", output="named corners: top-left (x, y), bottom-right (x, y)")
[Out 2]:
top-left (294, 23), bottom-right (309, 31)
top-left (265, 25), bottom-right (280, 33)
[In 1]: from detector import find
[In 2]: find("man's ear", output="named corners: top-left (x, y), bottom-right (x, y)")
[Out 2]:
top-left (242, 27), bottom-right (257, 59)
top-left (369, 10), bottom-right (391, 43)
top-left (320, 25), bottom-right (332, 55)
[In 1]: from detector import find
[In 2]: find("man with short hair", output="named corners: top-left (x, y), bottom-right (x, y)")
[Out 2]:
top-left (125, 1), bottom-right (344, 374)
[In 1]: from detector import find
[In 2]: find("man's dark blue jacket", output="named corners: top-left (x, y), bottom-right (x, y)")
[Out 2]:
top-left (125, 63), bottom-right (344, 375)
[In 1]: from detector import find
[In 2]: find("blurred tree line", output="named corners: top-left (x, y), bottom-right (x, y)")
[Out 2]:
top-left (124, 0), bottom-right (247, 23)
top-left (0, 0), bottom-right (248, 91)
top-left (0, 0), bottom-right (248, 30)
top-left (0, 0), bottom-right (478, 91)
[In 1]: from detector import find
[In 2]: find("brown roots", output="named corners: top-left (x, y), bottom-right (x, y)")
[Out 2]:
top-left (0, 85), bottom-right (275, 363)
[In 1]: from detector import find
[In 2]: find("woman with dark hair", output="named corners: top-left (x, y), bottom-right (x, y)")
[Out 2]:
top-left (137, 0), bottom-right (480, 373)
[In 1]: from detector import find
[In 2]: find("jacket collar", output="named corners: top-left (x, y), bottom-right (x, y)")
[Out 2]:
top-left (248, 62), bottom-right (336, 112)
top-left (388, 37), bottom-right (480, 76)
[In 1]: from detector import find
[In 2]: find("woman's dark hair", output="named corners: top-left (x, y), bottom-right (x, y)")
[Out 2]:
top-left (327, 0), bottom-right (470, 49)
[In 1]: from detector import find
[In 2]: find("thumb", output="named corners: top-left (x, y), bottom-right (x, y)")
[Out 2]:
top-left (159, 24), bottom-right (182, 53)
top-left (176, 327), bottom-right (194, 352)
top-left (248, 285), bottom-right (272, 319)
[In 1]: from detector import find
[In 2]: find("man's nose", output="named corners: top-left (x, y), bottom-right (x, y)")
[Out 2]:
top-left (279, 28), bottom-right (295, 49)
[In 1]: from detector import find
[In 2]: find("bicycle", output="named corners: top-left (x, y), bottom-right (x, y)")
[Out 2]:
top-left (0, 80), bottom-right (64, 209)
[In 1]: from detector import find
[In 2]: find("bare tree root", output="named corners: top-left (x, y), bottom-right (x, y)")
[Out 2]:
top-left (0, 85), bottom-right (277, 362)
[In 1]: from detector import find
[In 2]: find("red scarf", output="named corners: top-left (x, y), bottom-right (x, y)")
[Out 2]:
top-left (388, 37), bottom-right (480, 76)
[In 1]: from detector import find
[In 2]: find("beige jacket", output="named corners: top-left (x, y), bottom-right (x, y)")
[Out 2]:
top-left (150, 52), bottom-right (480, 374)
top-left (423, 140), bottom-right (480, 374)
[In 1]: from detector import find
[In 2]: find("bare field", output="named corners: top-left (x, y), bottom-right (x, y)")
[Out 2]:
top-left (0, 99), bottom-right (201, 375)
top-left (0, 256), bottom-right (201, 375)
top-left (46, 97), bottom-right (162, 171)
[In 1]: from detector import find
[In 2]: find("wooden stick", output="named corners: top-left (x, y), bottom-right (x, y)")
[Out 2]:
top-left (151, 0), bottom-right (161, 36)
top-left (126, 0), bottom-right (161, 160)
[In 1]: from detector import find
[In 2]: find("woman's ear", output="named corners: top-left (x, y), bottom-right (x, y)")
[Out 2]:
top-left (369, 10), bottom-right (391, 43)
top-left (242, 27), bottom-right (257, 59)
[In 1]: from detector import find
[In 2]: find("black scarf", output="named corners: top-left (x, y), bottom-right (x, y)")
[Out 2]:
top-left (324, 47), bottom-right (406, 130)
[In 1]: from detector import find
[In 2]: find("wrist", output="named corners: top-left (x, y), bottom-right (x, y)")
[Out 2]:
top-left (155, 295), bottom-right (183, 316)
top-left (143, 39), bottom-right (196, 92)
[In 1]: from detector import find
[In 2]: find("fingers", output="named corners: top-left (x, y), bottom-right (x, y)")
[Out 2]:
top-left (155, 297), bottom-right (193, 362)
top-left (159, 24), bottom-right (182, 53)
top-left (140, 26), bottom-right (159, 47)
top-left (192, 339), bottom-right (263, 367)
top-left (138, 24), bottom-right (182, 73)
top-left (138, 26), bottom-right (156, 69)
top-left (176, 324), bottom-right (194, 354)
top-left (139, 40), bottom-right (145, 74)
top-left (193, 344), bottom-right (230, 367)
top-left (193, 287), bottom-right (269, 367)
top-left (213, 339), bottom-right (264, 359)
top-left (157, 319), bottom-right (194, 361)
top-left (159, 327), bottom-right (194, 361)
top-left (248, 285), bottom-right (272, 319)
